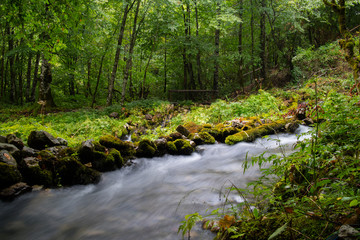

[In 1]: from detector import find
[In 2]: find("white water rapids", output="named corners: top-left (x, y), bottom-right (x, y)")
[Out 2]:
top-left (0, 126), bottom-right (311, 240)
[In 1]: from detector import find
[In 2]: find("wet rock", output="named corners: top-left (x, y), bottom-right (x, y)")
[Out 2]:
top-left (0, 150), bottom-right (18, 167)
top-left (0, 162), bottom-right (22, 189)
top-left (20, 157), bottom-right (53, 187)
top-left (189, 132), bottom-right (215, 145)
top-left (296, 102), bottom-right (307, 120)
top-left (230, 120), bottom-right (244, 129)
top-left (21, 146), bottom-right (39, 158)
top-left (0, 143), bottom-right (20, 155)
top-left (154, 138), bottom-right (167, 156)
top-left (0, 135), bottom-right (6, 143)
top-left (169, 132), bottom-right (184, 141)
top-left (91, 150), bottom-right (122, 172)
top-left (46, 146), bottom-right (68, 156)
top-left (109, 112), bottom-right (120, 119)
top-left (99, 135), bottom-right (136, 158)
top-left (0, 182), bottom-right (32, 201)
top-left (174, 139), bottom-right (194, 155)
top-left (176, 125), bottom-right (190, 138)
top-left (303, 118), bottom-right (314, 126)
top-left (27, 130), bottom-right (61, 150)
top-left (136, 139), bottom-right (157, 158)
top-left (78, 140), bottom-right (95, 164)
top-left (338, 224), bottom-right (359, 240)
top-left (285, 121), bottom-right (299, 133)
top-left (57, 137), bottom-right (68, 146)
top-left (6, 134), bottom-right (24, 150)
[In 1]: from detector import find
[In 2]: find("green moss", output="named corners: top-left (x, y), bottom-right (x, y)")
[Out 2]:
top-left (174, 139), bottom-right (194, 155)
top-left (56, 156), bottom-right (101, 186)
top-left (109, 148), bottom-right (124, 168)
top-left (201, 127), bottom-right (222, 141)
top-left (136, 139), bottom-right (157, 158)
top-left (25, 165), bottom-right (53, 187)
top-left (0, 162), bottom-right (22, 189)
top-left (91, 151), bottom-right (116, 172)
top-left (198, 132), bottom-right (216, 144)
top-left (167, 141), bottom-right (177, 155)
top-left (99, 135), bottom-right (135, 157)
top-left (225, 120), bottom-right (289, 145)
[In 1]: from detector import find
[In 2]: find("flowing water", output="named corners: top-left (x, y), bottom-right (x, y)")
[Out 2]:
top-left (0, 126), bottom-right (311, 240)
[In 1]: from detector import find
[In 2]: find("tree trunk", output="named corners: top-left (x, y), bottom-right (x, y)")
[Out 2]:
top-left (260, 0), bottom-right (267, 86)
top-left (195, 0), bottom-right (203, 90)
top-left (16, 47), bottom-right (24, 105)
top-left (141, 42), bottom-right (155, 99)
top-left (30, 52), bottom-right (40, 102)
top-left (86, 58), bottom-right (92, 98)
top-left (7, 26), bottom-right (16, 103)
top-left (25, 52), bottom-right (32, 102)
top-left (0, 29), bottom-right (5, 98)
top-left (164, 35), bottom-right (167, 93)
top-left (106, 2), bottom-right (131, 106)
top-left (250, 0), bottom-right (255, 84)
top-left (121, 0), bottom-right (141, 105)
top-left (213, 3), bottom-right (220, 94)
top-left (39, 55), bottom-right (56, 108)
top-left (238, 0), bottom-right (244, 90)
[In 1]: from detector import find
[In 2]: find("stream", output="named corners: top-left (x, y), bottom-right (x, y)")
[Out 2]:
top-left (0, 126), bottom-right (311, 240)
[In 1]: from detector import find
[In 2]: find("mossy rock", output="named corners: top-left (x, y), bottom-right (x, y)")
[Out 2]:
top-left (189, 132), bottom-right (216, 145)
top-left (184, 121), bottom-right (202, 133)
top-left (225, 120), bottom-right (289, 145)
top-left (200, 127), bottom-right (222, 142)
top-left (154, 138), bottom-right (167, 157)
top-left (0, 162), bottom-right (22, 189)
top-left (23, 165), bottom-right (53, 187)
top-left (99, 135), bottom-right (135, 157)
top-left (220, 127), bottom-right (239, 142)
top-left (167, 141), bottom-right (178, 155)
top-left (136, 139), bottom-right (157, 158)
top-left (91, 151), bottom-right (116, 172)
top-left (174, 139), bottom-right (194, 155)
top-left (56, 156), bottom-right (101, 186)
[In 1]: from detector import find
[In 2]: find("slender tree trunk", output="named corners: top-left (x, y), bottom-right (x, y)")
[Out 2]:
top-left (39, 55), bottom-right (56, 107)
top-left (122, 0), bottom-right (141, 105)
top-left (238, 0), bottom-right (244, 90)
top-left (260, 0), bottom-right (267, 86)
top-left (164, 35), bottom-right (167, 93)
top-left (86, 58), bottom-right (92, 98)
top-left (91, 54), bottom-right (106, 108)
top-left (7, 26), bottom-right (16, 103)
top-left (0, 29), bottom-right (5, 98)
top-left (17, 47), bottom-right (24, 105)
top-left (25, 52), bottom-right (32, 102)
top-left (195, 0), bottom-right (203, 89)
top-left (106, 2), bottom-right (131, 106)
top-left (182, 5), bottom-right (189, 90)
top-left (250, 0), bottom-right (255, 83)
top-left (141, 42), bottom-right (155, 99)
top-left (30, 52), bottom-right (40, 102)
top-left (213, 2), bottom-right (220, 94)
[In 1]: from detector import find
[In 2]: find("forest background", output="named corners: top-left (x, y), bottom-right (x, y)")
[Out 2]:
top-left (1, 0), bottom-right (360, 109)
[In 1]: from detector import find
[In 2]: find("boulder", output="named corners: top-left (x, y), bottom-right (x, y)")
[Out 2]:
top-left (91, 149), bottom-right (123, 172)
top-left (0, 150), bottom-right (18, 167)
top-left (0, 143), bottom-right (20, 155)
top-left (27, 130), bottom-right (61, 150)
top-left (285, 121), bottom-right (299, 133)
top-left (0, 162), bottom-right (22, 189)
top-left (174, 139), bottom-right (194, 155)
top-left (109, 112), bottom-right (120, 119)
top-left (303, 118), bottom-right (314, 126)
top-left (230, 120), bottom-right (244, 129)
top-left (154, 138), bottom-right (167, 157)
top-left (78, 140), bottom-right (95, 164)
top-left (0, 182), bottom-right (32, 201)
top-left (176, 125), bottom-right (190, 138)
top-left (0, 135), bottom-right (7, 143)
top-left (57, 137), bottom-right (68, 146)
top-left (169, 132), bottom-right (184, 141)
top-left (99, 135), bottom-right (136, 157)
top-left (189, 132), bottom-right (215, 145)
top-left (338, 224), bottom-right (360, 240)
top-left (21, 146), bottom-right (39, 158)
top-left (20, 157), bottom-right (53, 187)
top-left (6, 134), bottom-right (24, 150)
top-left (136, 139), bottom-right (157, 158)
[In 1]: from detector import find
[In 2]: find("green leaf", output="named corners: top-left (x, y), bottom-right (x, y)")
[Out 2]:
top-left (268, 222), bottom-right (288, 240)
top-left (350, 199), bottom-right (358, 207)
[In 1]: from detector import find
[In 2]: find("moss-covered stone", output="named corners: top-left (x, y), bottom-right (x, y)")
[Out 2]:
top-left (225, 120), bottom-right (289, 145)
top-left (56, 156), bottom-right (101, 186)
top-left (91, 151), bottom-right (116, 172)
top-left (136, 139), bottom-right (157, 158)
top-left (166, 141), bottom-right (178, 155)
top-left (174, 139), bottom-right (194, 155)
top-left (154, 138), bottom-right (167, 156)
top-left (24, 165), bottom-right (53, 187)
top-left (184, 121), bottom-right (202, 133)
top-left (200, 127), bottom-right (222, 142)
top-left (0, 162), bottom-right (22, 189)
top-left (190, 132), bottom-right (216, 145)
top-left (99, 135), bottom-right (135, 157)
